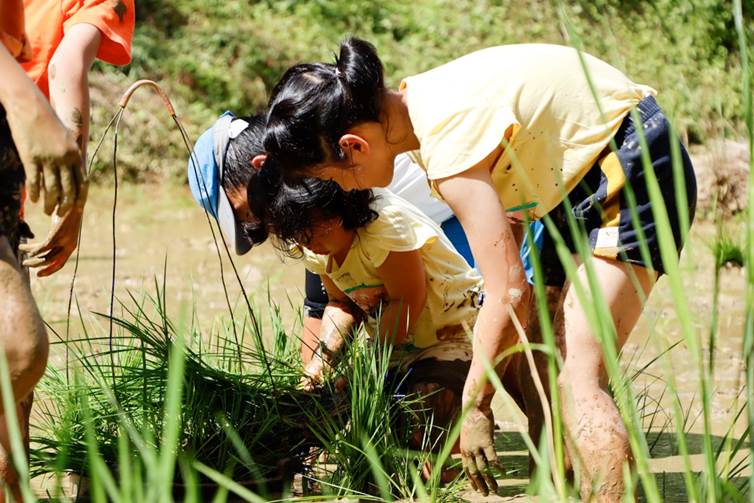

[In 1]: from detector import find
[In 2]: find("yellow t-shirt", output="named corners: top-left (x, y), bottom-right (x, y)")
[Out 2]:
top-left (400, 43), bottom-right (656, 219)
top-left (302, 189), bottom-right (483, 351)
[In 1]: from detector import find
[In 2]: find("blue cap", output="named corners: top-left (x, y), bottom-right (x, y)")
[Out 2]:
top-left (187, 111), bottom-right (252, 255)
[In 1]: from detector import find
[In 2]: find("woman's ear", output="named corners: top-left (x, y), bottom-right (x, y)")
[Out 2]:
top-left (251, 154), bottom-right (267, 171)
top-left (338, 134), bottom-right (370, 156)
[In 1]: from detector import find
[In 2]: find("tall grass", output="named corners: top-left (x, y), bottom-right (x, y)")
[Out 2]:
top-left (28, 283), bottom-right (467, 501)
top-left (734, 0), bottom-right (754, 500)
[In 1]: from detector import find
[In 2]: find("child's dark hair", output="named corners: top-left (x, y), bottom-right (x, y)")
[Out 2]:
top-left (248, 166), bottom-right (378, 257)
top-left (262, 37), bottom-right (385, 180)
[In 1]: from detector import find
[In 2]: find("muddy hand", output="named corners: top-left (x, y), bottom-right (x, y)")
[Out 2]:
top-left (300, 358), bottom-right (325, 391)
top-left (20, 165), bottom-right (88, 276)
top-left (460, 405), bottom-right (501, 496)
top-left (5, 87), bottom-right (82, 216)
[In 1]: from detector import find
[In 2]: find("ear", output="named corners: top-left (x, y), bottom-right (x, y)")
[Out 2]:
top-left (338, 134), bottom-right (370, 156)
top-left (250, 154), bottom-right (267, 171)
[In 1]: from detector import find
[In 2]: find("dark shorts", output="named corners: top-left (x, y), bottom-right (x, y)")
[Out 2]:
top-left (538, 95), bottom-right (697, 286)
top-left (0, 105), bottom-right (31, 257)
top-left (303, 269), bottom-right (328, 319)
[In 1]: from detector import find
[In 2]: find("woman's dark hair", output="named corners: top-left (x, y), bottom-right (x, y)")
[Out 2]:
top-left (263, 37), bottom-right (385, 180)
top-left (222, 114), bottom-right (265, 193)
top-left (221, 113), bottom-right (270, 246)
top-left (248, 166), bottom-right (378, 257)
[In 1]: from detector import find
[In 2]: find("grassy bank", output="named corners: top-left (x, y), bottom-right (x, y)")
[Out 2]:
top-left (89, 0), bottom-right (752, 183)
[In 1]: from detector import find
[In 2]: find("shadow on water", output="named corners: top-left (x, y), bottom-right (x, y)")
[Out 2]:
top-left (491, 430), bottom-right (750, 501)
top-left (640, 474), bottom-right (750, 502)
top-left (646, 431), bottom-right (748, 458)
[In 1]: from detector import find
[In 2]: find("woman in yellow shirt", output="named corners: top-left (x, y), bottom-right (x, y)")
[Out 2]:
top-left (259, 38), bottom-right (697, 500)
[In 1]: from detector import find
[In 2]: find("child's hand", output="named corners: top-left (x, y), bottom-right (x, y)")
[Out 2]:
top-left (300, 358), bottom-right (325, 391)
top-left (6, 89), bottom-right (83, 216)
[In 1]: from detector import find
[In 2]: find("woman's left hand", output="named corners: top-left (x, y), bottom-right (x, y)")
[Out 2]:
top-left (21, 177), bottom-right (88, 277)
top-left (460, 403), bottom-right (501, 496)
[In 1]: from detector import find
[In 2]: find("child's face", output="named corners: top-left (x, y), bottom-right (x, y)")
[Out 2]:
top-left (307, 123), bottom-right (395, 191)
top-left (311, 159), bottom-right (393, 191)
top-left (301, 217), bottom-right (353, 256)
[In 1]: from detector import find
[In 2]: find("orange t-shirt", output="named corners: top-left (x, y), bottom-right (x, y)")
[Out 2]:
top-left (0, 0), bottom-right (31, 61)
top-left (21, 0), bottom-right (135, 98)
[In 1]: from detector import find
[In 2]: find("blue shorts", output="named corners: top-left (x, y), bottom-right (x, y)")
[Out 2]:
top-left (535, 96), bottom-right (696, 286)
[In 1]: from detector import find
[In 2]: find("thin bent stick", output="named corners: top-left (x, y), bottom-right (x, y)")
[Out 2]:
top-left (119, 80), bottom-right (273, 381)
top-left (507, 304), bottom-right (565, 493)
top-left (108, 109), bottom-right (124, 389)
top-left (64, 109), bottom-right (122, 384)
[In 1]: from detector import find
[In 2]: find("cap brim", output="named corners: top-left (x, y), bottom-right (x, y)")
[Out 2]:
top-left (217, 189), bottom-right (252, 256)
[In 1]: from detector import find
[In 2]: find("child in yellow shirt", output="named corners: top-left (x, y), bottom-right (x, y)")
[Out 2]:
top-left (248, 171), bottom-right (484, 447)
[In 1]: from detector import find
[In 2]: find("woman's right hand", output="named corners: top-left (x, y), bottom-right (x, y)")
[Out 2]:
top-left (5, 87), bottom-right (83, 216)
top-left (460, 402), bottom-right (501, 496)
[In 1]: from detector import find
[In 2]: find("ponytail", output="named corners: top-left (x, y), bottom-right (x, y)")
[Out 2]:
top-left (335, 37), bottom-right (384, 122)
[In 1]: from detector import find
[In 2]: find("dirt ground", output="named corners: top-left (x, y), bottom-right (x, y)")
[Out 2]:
top-left (24, 141), bottom-right (750, 501)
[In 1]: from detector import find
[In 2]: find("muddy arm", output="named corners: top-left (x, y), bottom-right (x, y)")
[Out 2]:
top-left (374, 249), bottom-right (427, 346)
top-left (301, 275), bottom-right (359, 389)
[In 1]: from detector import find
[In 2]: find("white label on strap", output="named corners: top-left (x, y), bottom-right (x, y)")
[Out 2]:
top-left (595, 226), bottom-right (620, 251)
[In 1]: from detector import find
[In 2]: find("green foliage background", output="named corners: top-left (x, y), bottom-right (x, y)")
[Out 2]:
top-left (90, 0), bottom-right (753, 182)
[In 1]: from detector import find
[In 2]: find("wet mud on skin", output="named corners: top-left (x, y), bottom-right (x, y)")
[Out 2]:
top-left (24, 185), bottom-right (749, 501)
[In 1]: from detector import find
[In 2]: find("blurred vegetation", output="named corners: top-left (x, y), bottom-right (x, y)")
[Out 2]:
top-left (88, 0), bottom-right (754, 183)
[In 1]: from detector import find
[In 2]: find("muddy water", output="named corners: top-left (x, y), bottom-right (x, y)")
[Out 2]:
top-left (26, 184), bottom-right (307, 364)
top-left (25, 185), bottom-right (750, 501)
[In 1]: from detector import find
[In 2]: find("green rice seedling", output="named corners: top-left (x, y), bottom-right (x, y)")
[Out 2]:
top-left (733, 1), bottom-right (754, 499)
top-left (711, 228), bottom-right (746, 270)
top-left (31, 282), bottom-right (468, 501)
top-left (300, 332), bottom-right (462, 501)
top-left (31, 284), bottom-right (328, 497)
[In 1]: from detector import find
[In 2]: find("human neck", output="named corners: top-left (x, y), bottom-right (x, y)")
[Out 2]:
top-left (330, 230), bottom-right (356, 267)
top-left (381, 90), bottom-right (420, 156)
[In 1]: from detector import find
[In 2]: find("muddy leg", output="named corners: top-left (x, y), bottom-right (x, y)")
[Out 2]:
top-left (557, 258), bottom-right (654, 502)
top-left (401, 358), bottom-right (471, 484)
top-left (0, 392), bottom-right (33, 503)
top-left (519, 285), bottom-right (562, 472)
top-left (0, 236), bottom-right (49, 500)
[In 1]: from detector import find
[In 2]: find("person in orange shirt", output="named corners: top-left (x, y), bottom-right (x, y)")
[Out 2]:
top-left (20, 0), bottom-right (135, 276)
top-left (1, 2), bottom-right (84, 500)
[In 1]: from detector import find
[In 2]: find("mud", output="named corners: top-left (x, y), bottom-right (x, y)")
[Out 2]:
top-left (690, 139), bottom-right (750, 217)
